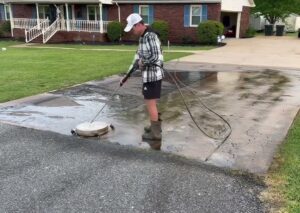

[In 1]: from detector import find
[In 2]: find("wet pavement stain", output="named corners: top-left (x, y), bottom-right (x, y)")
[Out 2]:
top-left (236, 70), bottom-right (290, 105)
top-left (0, 69), bottom-right (300, 173)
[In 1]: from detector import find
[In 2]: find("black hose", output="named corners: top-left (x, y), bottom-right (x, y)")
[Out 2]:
top-left (162, 68), bottom-right (232, 161)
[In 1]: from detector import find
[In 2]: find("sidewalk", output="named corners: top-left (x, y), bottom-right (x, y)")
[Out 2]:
top-left (176, 36), bottom-right (300, 70)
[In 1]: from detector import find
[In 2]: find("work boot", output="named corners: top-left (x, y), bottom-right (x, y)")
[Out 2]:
top-left (144, 113), bottom-right (161, 133)
top-left (142, 121), bottom-right (162, 150)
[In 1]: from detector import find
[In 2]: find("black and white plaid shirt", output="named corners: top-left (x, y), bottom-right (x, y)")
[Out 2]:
top-left (129, 28), bottom-right (164, 83)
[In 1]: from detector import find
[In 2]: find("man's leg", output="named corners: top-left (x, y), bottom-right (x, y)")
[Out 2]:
top-left (145, 99), bottom-right (158, 121)
top-left (142, 81), bottom-right (162, 149)
top-left (142, 98), bottom-right (161, 145)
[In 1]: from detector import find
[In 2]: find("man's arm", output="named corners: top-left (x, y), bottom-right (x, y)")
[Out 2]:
top-left (141, 34), bottom-right (162, 66)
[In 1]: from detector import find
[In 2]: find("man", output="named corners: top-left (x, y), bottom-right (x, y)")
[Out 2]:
top-left (122, 13), bottom-right (164, 150)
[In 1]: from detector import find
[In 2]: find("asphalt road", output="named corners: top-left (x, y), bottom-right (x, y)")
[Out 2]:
top-left (0, 123), bottom-right (266, 212)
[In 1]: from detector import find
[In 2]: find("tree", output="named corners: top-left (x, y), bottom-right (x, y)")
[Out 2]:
top-left (252, 0), bottom-right (299, 24)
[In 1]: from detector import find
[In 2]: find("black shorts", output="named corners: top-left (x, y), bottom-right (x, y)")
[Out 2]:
top-left (142, 80), bottom-right (162, 100)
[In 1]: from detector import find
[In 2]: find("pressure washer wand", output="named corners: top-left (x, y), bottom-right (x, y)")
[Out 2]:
top-left (90, 85), bottom-right (121, 123)
top-left (90, 60), bottom-right (139, 123)
top-left (120, 60), bottom-right (139, 86)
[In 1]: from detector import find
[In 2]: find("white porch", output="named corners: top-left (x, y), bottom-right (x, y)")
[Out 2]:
top-left (12, 18), bottom-right (111, 32)
top-left (6, 1), bottom-right (112, 43)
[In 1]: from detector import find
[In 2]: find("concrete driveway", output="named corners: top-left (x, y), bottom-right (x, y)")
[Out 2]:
top-left (0, 36), bottom-right (299, 174)
top-left (176, 36), bottom-right (300, 70)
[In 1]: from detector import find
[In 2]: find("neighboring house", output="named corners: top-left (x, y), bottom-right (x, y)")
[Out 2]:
top-left (0, 0), bottom-right (255, 44)
top-left (221, 0), bottom-right (255, 38)
top-left (250, 13), bottom-right (300, 32)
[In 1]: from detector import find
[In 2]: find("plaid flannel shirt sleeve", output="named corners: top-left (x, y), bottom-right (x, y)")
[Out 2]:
top-left (140, 33), bottom-right (162, 66)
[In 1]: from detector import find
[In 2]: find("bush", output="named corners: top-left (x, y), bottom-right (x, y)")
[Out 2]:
top-left (245, 27), bottom-right (256, 38)
top-left (197, 20), bottom-right (224, 45)
top-left (0, 21), bottom-right (11, 37)
top-left (107, 21), bottom-right (122, 42)
top-left (151, 20), bottom-right (169, 44)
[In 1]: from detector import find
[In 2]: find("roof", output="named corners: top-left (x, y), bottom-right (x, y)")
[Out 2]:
top-left (3, 0), bottom-right (111, 3)
top-left (2, 0), bottom-right (255, 7)
top-left (113, 0), bottom-right (221, 3)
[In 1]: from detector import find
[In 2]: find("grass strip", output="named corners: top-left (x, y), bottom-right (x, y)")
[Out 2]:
top-left (0, 41), bottom-right (191, 102)
top-left (263, 112), bottom-right (300, 212)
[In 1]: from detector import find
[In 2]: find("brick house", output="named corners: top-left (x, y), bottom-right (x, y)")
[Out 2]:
top-left (0, 0), bottom-right (255, 43)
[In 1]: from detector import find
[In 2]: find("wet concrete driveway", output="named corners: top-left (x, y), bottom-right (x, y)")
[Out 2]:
top-left (1, 67), bottom-right (299, 174)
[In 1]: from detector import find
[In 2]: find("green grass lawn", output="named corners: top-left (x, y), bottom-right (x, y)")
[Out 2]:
top-left (25, 43), bottom-right (216, 51)
top-left (265, 112), bottom-right (300, 212)
top-left (0, 40), bottom-right (192, 102)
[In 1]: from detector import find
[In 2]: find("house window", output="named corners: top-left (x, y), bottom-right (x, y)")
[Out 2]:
top-left (190, 5), bottom-right (202, 26)
top-left (39, 5), bottom-right (50, 19)
top-left (184, 4), bottom-right (207, 27)
top-left (4, 5), bottom-right (10, 20)
top-left (139, 5), bottom-right (149, 24)
top-left (87, 5), bottom-right (99, 21)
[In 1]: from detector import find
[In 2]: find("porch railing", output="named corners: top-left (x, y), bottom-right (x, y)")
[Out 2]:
top-left (13, 18), bottom-right (111, 33)
top-left (64, 20), bottom-right (111, 33)
top-left (102, 21), bottom-right (110, 33)
top-left (13, 18), bottom-right (48, 29)
top-left (43, 18), bottom-right (61, 43)
top-left (12, 18), bottom-right (111, 43)
top-left (25, 19), bottom-right (49, 43)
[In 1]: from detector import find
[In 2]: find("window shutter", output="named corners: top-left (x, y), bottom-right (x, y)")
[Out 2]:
top-left (0, 5), bottom-right (5, 20)
top-left (149, 5), bottom-right (154, 24)
top-left (102, 6), bottom-right (108, 21)
top-left (184, 5), bottom-right (190, 27)
top-left (201, 5), bottom-right (208, 22)
top-left (32, 6), bottom-right (37, 19)
top-left (133, 5), bottom-right (139, 13)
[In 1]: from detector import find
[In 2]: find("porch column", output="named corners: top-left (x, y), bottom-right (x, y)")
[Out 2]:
top-left (36, 3), bottom-right (40, 29)
top-left (117, 3), bottom-right (120, 22)
top-left (65, 3), bottom-right (70, 31)
top-left (236, 12), bottom-right (241, 38)
top-left (99, 3), bottom-right (103, 33)
top-left (3, 4), bottom-right (7, 19)
top-left (8, 4), bottom-right (14, 37)
top-left (72, 5), bottom-right (75, 21)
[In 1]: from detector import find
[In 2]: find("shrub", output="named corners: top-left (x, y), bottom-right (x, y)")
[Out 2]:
top-left (245, 27), bottom-right (256, 38)
top-left (151, 20), bottom-right (169, 44)
top-left (107, 21), bottom-right (122, 42)
top-left (0, 21), bottom-right (11, 37)
top-left (197, 20), bottom-right (224, 45)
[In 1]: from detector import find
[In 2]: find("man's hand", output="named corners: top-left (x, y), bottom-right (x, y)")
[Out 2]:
top-left (120, 59), bottom-right (139, 86)
top-left (138, 58), bottom-right (144, 70)
top-left (120, 76), bottom-right (127, 87)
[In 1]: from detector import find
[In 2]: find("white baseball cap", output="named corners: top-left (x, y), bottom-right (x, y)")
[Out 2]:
top-left (124, 13), bottom-right (143, 32)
